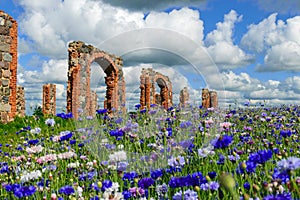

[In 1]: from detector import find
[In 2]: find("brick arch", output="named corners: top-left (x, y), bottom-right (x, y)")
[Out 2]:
top-left (67, 41), bottom-right (125, 119)
top-left (140, 68), bottom-right (172, 109)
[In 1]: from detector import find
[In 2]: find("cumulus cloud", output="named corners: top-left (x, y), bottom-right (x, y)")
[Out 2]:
top-left (205, 10), bottom-right (254, 69)
top-left (242, 14), bottom-right (300, 72)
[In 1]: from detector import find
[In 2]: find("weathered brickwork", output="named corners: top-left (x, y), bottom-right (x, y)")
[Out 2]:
top-left (16, 85), bottom-right (25, 117)
top-left (140, 68), bottom-right (172, 109)
top-left (42, 84), bottom-right (56, 115)
top-left (90, 90), bottom-right (98, 116)
top-left (202, 88), bottom-right (218, 109)
top-left (179, 87), bottom-right (190, 107)
top-left (67, 41), bottom-right (126, 119)
top-left (0, 11), bottom-right (18, 123)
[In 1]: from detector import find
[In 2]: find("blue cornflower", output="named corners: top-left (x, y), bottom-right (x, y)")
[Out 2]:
top-left (211, 135), bottom-right (233, 149)
top-left (135, 104), bottom-right (141, 109)
top-left (200, 183), bottom-right (210, 191)
top-left (13, 185), bottom-right (36, 198)
top-left (28, 139), bottom-right (39, 145)
top-left (277, 157), bottom-right (300, 172)
top-left (138, 177), bottom-right (154, 189)
top-left (101, 180), bottom-right (112, 191)
top-left (208, 171), bottom-right (217, 179)
top-left (117, 162), bottom-right (128, 171)
top-left (150, 169), bottom-right (163, 179)
top-left (45, 118), bottom-right (55, 126)
top-left (209, 181), bottom-right (220, 190)
top-left (156, 183), bottom-right (168, 196)
top-left (96, 109), bottom-right (107, 114)
top-left (180, 121), bottom-right (192, 129)
top-left (122, 171), bottom-right (138, 181)
top-left (58, 185), bottom-right (74, 195)
top-left (183, 189), bottom-right (198, 199)
top-left (263, 192), bottom-right (292, 200)
top-left (122, 191), bottom-right (132, 199)
top-left (280, 129), bottom-right (292, 137)
top-left (60, 131), bottom-right (73, 141)
top-left (243, 182), bottom-right (250, 190)
top-left (248, 149), bottom-right (272, 164)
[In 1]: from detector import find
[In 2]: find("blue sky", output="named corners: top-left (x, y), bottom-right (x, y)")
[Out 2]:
top-left (1, 0), bottom-right (300, 113)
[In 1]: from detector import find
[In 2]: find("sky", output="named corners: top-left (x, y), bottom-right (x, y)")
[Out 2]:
top-left (1, 0), bottom-right (300, 114)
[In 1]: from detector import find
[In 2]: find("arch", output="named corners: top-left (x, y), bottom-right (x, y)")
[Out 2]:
top-left (67, 41), bottom-right (125, 119)
top-left (140, 68), bottom-right (172, 109)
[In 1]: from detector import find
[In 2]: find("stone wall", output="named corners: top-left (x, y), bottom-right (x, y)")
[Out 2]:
top-left (43, 84), bottom-right (56, 116)
top-left (16, 85), bottom-right (25, 117)
top-left (201, 88), bottom-right (218, 109)
top-left (179, 87), bottom-right (190, 107)
top-left (67, 41), bottom-right (126, 119)
top-left (0, 11), bottom-right (17, 123)
top-left (140, 68), bottom-right (172, 109)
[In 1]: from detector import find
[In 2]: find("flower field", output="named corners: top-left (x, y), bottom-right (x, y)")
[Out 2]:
top-left (0, 104), bottom-right (299, 199)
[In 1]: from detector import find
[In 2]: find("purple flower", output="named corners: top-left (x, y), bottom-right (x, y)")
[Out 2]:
top-left (200, 183), bottom-right (210, 191)
top-left (183, 189), bottom-right (198, 199)
top-left (209, 181), bottom-right (220, 190)
top-left (150, 169), bottom-right (163, 179)
top-left (280, 129), bottom-right (292, 137)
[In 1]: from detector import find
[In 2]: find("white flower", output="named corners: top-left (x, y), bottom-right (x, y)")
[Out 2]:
top-left (26, 145), bottom-right (43, 154)
top-left (20, 170), bottom-right (42, 183)
top-left (30, 127), bottom-right (41, 134)
top-left (67, 162), bottom-right (80, 168)
top-left (77, 186), bottom-right (83, 197)
top-left (109, 151), bottom-right (127, 162)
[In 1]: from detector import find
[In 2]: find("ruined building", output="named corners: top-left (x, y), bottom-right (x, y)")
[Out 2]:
top-left (67, 41), bottom-right (126, 119)
top-left (201, 88), bottom-right (218, 109)
top-left (140, 68), bottom-right (172, 109)
top-left (43, 84), bottom-right (56, 115)
top-left (179, 87), bottom-right (190, 107)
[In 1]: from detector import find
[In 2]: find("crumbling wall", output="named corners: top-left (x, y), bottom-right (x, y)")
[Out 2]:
top-left (140, 68), bottom-right (172, 109)
top-left (43, 84), bottom-right (56, 115)
top-left (202, 88), bottom-right (218, 109)
top-left (16, 85), bottom-right (25, 117)
top-left (179, 87), bottom-right (190, 107)
top-left (67, 41), bottom-right (125, 119)
top-left (0, 10), bottom-right (18, 123)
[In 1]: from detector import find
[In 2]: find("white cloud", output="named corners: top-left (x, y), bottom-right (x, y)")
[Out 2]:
top-left (242, 14), bottom-right (300, 72)
top-left (205, 10), bottom-right (254, 69)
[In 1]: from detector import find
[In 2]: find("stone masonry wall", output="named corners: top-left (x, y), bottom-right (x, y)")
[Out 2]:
top-left (202, 88), bottom-right (218, 109)
top-left (0, 11), bottom-right (17, 123)
top-left (16, 85), bottom-right (25, 117)
top-left (179, 87), bottom-right (190, 107)
top-left (43, 84), bottom-right (56, 116)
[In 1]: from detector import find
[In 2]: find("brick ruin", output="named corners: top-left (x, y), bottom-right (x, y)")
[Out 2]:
top-left (140, 68), bottom-right (172, 109)
top-left (90, 90), bottom-right (98, 117)
top-left (42, 84), bottom-right (56, 115)
top-left (202, 88), bottom-right (218, 109)
top-left (0, 11), bottom-right (19, 123)
top-left (179, 87), bottom-right (190, 107)
top-left (16, 85), bottom-right (25, 117)
top-left (67, 41), bottom-right (125, 119)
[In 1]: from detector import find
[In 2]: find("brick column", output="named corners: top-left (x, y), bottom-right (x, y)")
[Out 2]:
top-left (202, 88), bottom-right (210, 109)
top-left (90, 90), bottom-right (97, 116)
top-left (179, 87), bottom-right (190, 107)
top-left (210, 90), bottom-right (218, 109)
top-left (16, 85), bottom-right (25, 117)
top-left (0, 11), bottom-right (18, 123)
top-left (43, 84), bottom-right (56, 115)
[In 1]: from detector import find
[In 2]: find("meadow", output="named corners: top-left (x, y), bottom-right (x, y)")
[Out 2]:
top-left (0, 103), bottom-right (299, 199)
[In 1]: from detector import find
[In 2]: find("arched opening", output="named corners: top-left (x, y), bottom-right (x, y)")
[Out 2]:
top-left (67, 41), bottom-right (125, 119)
top-left (139, 68), bottom-right (172, 110)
